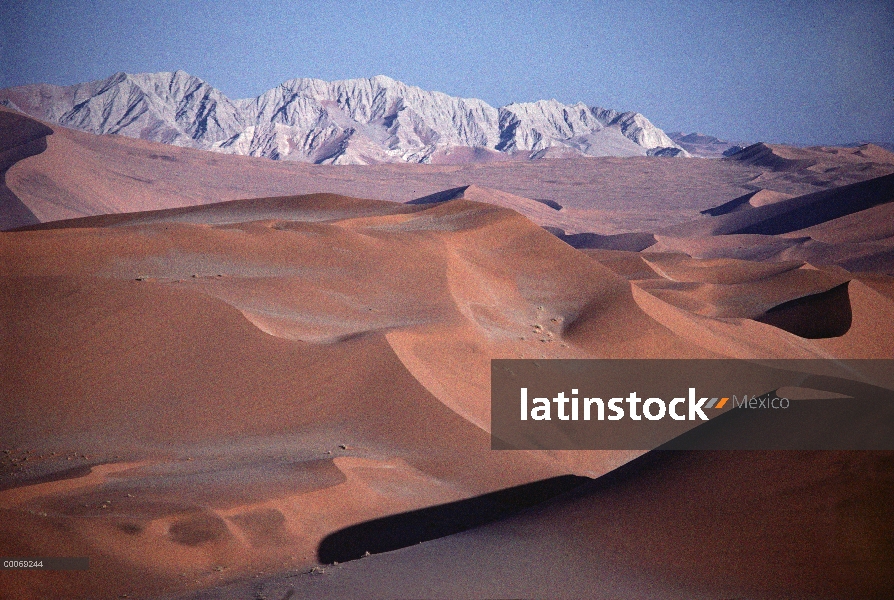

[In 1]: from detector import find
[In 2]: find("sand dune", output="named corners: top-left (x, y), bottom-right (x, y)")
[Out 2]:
top-left (2, 110), bottom-right (893, 598)
top-left (730, 142), bottom-right (894, 171)
top-left (199, 450), bottom-right (893, 600)
top-left (701, 188), bottom-right (794, 216)
top-left (653, 170), bottom-right (894, 275)
top-left (0, 194), bottom-right (652, 598)
top-left (661, 173), bottom-right (894, 237)
top-left (406, 184), bottom-right (570, 230)
top-left (4, 190), bottom-right (891, 598)
top-left (726, 142), bottom-right (894, 192)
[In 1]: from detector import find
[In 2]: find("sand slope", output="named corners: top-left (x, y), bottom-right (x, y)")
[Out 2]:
top-left (0, 194), bottom-right (648, 598)
top-left (197, 450), bottom-right (893, 600)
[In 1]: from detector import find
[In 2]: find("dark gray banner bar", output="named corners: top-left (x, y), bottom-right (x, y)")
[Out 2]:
top-left (0, 557), bottom-right (89, 570)
top-left (491, 359), bottom-right (894, 450)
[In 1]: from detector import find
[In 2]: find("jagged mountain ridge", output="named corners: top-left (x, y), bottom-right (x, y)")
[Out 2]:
top-left (0, 70), bottom-right (687, 164)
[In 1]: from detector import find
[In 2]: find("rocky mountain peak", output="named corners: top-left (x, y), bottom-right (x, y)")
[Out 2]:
top-left (0, 71), bottom-right (687, 164)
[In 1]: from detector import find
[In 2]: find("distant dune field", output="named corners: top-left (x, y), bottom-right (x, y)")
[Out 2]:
top-left (5, 106), bottom-right (893, 234)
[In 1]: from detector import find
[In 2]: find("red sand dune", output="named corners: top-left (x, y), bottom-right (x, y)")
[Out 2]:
top-left (726, 142), bottom-right (894, 192)
top-left (654, 171), bottom-right (894, 275)
top-left (1, 110), bottom-right (893, 599)
top-left (205, 450), bottom-right (894, 600)
top-left (662, 173), bottom-right (894, 237)
top-left (729, 141), bottom-right (894, 172)
top-left (3, 192), bottom-right (893, 598)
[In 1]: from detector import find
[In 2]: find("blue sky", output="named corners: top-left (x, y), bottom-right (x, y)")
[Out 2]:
top-left (2, 0), bottom-right (892, 145)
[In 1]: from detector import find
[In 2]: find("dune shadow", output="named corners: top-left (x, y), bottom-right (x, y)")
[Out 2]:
top-left (544, 226), bottom-right (656, 251)
top-left (316, 474), bottom-right (589, 564)
top-left (534, 198), bottom-right (563, 210)
top-left (406, 186), bottom-right (469, 205)
top-left (755, 281), bottom-right (852, 338)
top-left (0, 464), bottom-right (92, 492)
top-left (0, 109), bottom-right (54, 230)
top-left (700, 191), bottom-right (756, 216)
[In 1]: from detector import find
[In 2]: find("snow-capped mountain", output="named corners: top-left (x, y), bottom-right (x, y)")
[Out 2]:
top-left (0, 70), bottom-right (688, 164)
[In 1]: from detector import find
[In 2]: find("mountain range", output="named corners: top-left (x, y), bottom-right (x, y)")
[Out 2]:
top-left (0, 70), bottom-right (687, 165)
